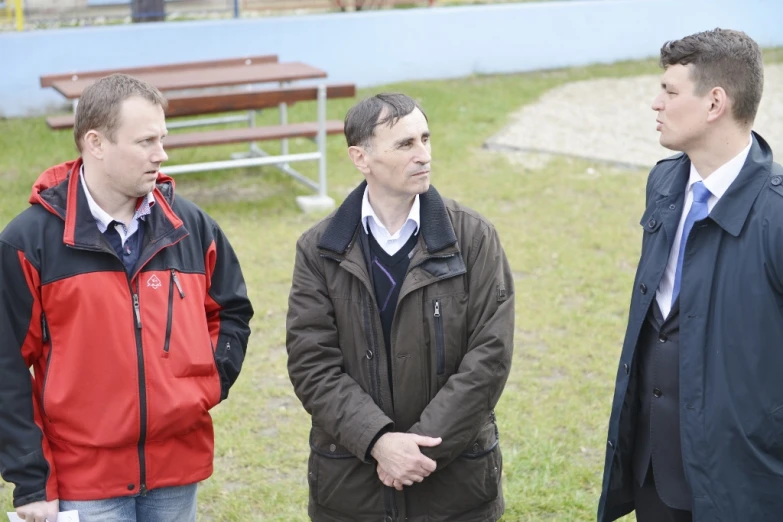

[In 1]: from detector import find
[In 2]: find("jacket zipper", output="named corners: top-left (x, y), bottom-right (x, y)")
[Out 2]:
top-left (131, 282), bottom-right (148, 496)
top-left (163, 270), bottom-right (186, 354)
top-left (172, 270), bottom-right (185, 299)
top-left (40, 312), bottom-right (53, 421)
top-left (434, 299), bottom-right (445, 375)
top-left (126, 236), bottom-right (189, 498)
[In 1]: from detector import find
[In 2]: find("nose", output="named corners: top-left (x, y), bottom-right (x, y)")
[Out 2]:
top-left (152, 142), bottom-right (168, 164)
top-left (651, 93), bottom-right (664, 112)
top-left (415, 141), bottom-right (431, 165)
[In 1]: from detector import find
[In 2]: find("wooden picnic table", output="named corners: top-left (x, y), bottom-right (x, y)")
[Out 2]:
top-left (41, 56), bottom-right (349, 212)
top-left (50, 61), bottom-right (328, 100)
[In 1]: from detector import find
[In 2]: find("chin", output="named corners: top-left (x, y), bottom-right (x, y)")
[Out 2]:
top-left (137, 181), bottom-right (157, 196)
top-left (659, 136), bottom-right (683, 152)
top-left (411, 176), bottom-right (430, 194)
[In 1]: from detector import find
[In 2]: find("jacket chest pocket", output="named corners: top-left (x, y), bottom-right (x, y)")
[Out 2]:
top-left (639, 204), bottom-right (664, 248)
top-left (428, 293), bottom-right (468, 386)
top-left (158, 270), bottom-right (216, 378)
top-left (636, 202), bottom-right (669, 277)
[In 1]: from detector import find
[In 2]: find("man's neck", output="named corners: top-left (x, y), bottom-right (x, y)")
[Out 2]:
top-left (82, 165), bottom-right (136, 225)
top-left (687, 127), bottom-right (752, 179)
top-left (367, 187), bottom-right (415, 236)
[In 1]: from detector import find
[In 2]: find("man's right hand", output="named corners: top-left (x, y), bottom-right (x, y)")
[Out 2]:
top-left (370, 432), bottom-right (441, 488)
top-left (15, 499), bottom-right (59, 522)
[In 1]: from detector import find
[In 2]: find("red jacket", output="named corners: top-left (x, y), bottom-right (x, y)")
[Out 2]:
top-left (0, 159), bottom-right (253, 506)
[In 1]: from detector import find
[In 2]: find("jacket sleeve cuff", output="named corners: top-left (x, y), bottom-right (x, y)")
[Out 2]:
top-left (365, 426), bottom-right (392, 461)
top-left (13, 489), bottom-right (49, 508)
top-left (356, 415), bottom-right (394, 464)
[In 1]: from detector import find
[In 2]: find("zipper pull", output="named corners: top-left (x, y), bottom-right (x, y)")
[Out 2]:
top-left (171, 270), bottom-right (185, 299)
top-left (434, 300), bottom-right (441, 317)
top-left (41, 313), bottom-right (50, 344)
top-left (133, 293), bottom-right (142, 329)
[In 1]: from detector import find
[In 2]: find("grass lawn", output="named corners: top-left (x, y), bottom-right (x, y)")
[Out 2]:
top-left (2, 48), bottom-right (781, 520)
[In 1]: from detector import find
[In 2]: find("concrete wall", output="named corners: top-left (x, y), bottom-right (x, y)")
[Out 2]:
top-left (1, 0), bottom-right (779, 117)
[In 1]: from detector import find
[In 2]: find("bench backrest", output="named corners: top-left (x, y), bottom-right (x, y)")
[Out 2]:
top-left (40, 54), bottom-right (278, 88)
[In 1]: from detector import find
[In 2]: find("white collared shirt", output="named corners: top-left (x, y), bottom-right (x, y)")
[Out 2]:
top-left (655, 137), bottom-right (753, 317)
top-left (80, 165), bottom-right (155, 246)
top-left (361, 187), bottom-right (420, 256)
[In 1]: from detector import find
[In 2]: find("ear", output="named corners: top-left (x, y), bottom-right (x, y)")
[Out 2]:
top-left (82, 130), bottom-right (105, 160)
top-left (706, 86), bottom-right (729, 123)
top-left (348, 145), bottom-right (371, 175)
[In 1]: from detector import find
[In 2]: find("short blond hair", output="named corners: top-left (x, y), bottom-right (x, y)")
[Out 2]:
top-left (74, 73), bottom-right (168, 152)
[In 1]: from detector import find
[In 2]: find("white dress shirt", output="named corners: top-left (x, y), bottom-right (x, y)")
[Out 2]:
top-left (655, 137), bottom-right (752, 317)
top-left (80, 166), bottom-right (155, 246)
top-left (361, 187), bottom-right (420, 256)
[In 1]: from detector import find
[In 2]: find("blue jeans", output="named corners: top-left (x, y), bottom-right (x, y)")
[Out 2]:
top-left (59, 483), bottom-right (197, 522)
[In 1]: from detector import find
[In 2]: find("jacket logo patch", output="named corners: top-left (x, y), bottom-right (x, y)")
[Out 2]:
top-left (147, 275), bottom-right (162, 289)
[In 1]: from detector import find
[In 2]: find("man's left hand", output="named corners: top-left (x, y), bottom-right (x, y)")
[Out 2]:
top-left (377, 465), bottom-right (405, 490)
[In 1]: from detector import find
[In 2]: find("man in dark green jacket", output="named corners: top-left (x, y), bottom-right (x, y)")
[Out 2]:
top-left (286, 93), bottom-right (515, 521)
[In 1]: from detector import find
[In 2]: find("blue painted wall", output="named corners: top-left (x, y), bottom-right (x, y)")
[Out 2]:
top-left (1, 0), bottom-right (779, 117)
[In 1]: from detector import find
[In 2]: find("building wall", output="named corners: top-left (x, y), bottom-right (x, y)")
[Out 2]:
top-left (1, 0), bottom-right (779, 117)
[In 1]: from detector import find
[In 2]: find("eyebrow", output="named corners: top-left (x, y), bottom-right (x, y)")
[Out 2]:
top-left (138, 131), bottom-right (168, 141)
top-left (394, 131), bottom-right (430, 148)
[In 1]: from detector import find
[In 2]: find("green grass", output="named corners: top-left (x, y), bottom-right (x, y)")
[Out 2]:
top-left (1, 50), bottom-right (780, 520)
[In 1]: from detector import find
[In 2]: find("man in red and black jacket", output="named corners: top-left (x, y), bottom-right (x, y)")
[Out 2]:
top-left (0, 74), bottom-right (253, 522)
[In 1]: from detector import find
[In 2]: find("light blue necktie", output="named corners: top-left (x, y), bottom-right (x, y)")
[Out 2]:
top-left (672, 181), bottom-right (711, 306)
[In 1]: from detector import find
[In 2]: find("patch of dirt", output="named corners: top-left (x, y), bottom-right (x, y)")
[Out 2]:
top-left (485, 65), bottom-right (783, 168)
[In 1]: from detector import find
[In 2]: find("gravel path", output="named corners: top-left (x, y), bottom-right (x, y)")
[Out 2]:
top-left (485, 64), bottom-right (783, 169)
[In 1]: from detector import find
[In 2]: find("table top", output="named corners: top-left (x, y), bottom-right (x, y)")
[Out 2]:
top-left (51, 61), bottom-right (328, 100)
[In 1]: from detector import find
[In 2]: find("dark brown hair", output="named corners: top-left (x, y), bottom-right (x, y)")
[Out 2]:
top-left (344, 93), bottom-right (428, 148)
top-left (660, 28), bottom-right (763, 126)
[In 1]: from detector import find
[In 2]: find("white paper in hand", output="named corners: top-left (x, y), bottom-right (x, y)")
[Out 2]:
top-left (7, 510), bottom-right (79, 522)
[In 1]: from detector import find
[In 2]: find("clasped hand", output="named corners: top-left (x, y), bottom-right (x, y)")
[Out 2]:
top-left (370, 432), bottom-right (442, 490)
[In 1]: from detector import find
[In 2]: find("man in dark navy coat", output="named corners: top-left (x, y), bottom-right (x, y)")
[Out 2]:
top-left (598, 28), bottom-right (783, 522)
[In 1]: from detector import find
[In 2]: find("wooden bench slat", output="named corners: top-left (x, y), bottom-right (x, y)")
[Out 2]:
top-left (46, 115), bottom-right (78, 130)
top-left (163, 121), bottom-right (344, 149)
top-left (40, 55), bottom-right (278, 88)
top-left (51, 62), bottom-right (327, 100)
top-left (166, 83), bottom-right (356, 117)
top-left (46, 83), bottom-right (356, 130)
